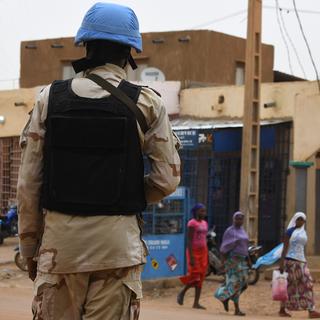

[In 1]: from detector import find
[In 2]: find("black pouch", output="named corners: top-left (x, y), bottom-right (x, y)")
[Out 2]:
top-left (48, 115), bottom-right (127, 206)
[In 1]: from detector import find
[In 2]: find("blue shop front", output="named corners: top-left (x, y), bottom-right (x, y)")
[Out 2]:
top-left (172, 118), bottom-right (291, 252)
top-left (141, 119), bottom-right (291, 279)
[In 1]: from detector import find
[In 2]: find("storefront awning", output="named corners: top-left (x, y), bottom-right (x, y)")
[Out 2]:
top-left (170, 117), bottom-right (292, 130)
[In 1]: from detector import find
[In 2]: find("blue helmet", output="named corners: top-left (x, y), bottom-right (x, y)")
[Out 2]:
top-left (75, 2), bottom-right (142, 53)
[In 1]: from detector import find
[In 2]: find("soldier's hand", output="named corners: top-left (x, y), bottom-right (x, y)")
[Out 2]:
top-left (27, 258), bottom-right (37, 281)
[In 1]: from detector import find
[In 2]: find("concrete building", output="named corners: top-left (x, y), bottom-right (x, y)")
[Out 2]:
top-left (1, 80), bottom-right (320, 254)
top-left (20, 30), bottom-right (274, 88)
top-left (1, 30), bottom-right (318, 254)
top-left (179, 80), bottom-right (320, 254)
top-left (0, 88), bottom-right (36, 211)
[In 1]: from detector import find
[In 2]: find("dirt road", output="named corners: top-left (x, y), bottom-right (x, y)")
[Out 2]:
top-left (0, 284), bottom-right (317, 320)
top-left (0, 237), bottom-right (319, 319)
top-left (140, 277), bottom-right (320, 320)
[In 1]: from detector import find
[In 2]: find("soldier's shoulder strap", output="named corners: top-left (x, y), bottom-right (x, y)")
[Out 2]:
top-left (86, 73), bottom-right (149, 134)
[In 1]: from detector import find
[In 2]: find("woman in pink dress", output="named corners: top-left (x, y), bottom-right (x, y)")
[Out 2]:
top-left (177, 203), bottom-right (208, 309)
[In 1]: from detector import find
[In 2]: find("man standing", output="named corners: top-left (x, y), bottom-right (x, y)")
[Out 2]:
top-left (17, 3), bottom-right (180, 319)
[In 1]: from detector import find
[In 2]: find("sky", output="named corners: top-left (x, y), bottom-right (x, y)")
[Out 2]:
top-left (0, 0), bottom-right (319, 90)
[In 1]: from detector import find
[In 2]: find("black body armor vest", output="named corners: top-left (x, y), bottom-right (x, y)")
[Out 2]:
top-left (42, 79), bottom-right (147, 215)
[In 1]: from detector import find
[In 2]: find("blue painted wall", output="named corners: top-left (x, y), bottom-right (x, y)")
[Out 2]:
top-left (213, 126), bottom-right (276, 152)
top-left (141, 127), bottom-right (278, 280)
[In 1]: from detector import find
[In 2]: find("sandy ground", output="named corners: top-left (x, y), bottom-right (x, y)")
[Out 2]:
top-left (0, 237), bottom-right (319, 320)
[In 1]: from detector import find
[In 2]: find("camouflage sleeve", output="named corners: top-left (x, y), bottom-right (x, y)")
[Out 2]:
top-left (141, 94), bottom-right (181, 204)
top-left (17, 86), bottom-right (50, 258)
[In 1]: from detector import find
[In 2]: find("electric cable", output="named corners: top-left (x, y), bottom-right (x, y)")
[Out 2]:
top-left (278, 2), bottom-right (307, 78)
top-left (292, 0), bottom-right (320, 92)
top-left (275, 0), bottom-right (294, 75)
top-left (264, 5), bottom-right (320, 15)
top-left (192, 9), bottom-right (247, 29)
top-left (191, 5), bottom-right (320, 31)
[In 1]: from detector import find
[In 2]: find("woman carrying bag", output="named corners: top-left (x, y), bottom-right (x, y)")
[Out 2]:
top-left (279, 212), bottom-right (320, 318)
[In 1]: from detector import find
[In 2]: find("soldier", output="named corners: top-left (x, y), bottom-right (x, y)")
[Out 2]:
top-left (17, 3), bottom-right (181, 319)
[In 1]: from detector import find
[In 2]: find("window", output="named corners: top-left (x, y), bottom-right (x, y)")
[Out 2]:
top-left (142, 199), bottom-right (185, 235)
top-left (0, 137), bottom-right (21, 213)
top-left (235, 61), bottom-right (245, 85)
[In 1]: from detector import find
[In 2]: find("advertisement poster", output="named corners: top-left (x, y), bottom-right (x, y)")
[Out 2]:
top-left (142, 234), bottom-right (185, 280)
top-left (175, 129), bottom-right (214, 149)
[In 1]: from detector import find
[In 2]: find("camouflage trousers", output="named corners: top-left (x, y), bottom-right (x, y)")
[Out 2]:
top-left (32, 266), bottom-right (142, 320)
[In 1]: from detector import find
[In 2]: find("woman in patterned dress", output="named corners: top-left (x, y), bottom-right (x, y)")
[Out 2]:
top-left (279, 212), bottom-right (320, 318)
top-left (214, 211), bottom-right (250, 316)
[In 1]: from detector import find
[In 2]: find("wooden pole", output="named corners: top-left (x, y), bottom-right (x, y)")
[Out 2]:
top-left (239, 0), bottom-right (262, 243)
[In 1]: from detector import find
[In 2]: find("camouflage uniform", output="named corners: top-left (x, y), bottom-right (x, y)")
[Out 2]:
top-left (17, 63), bottom-right (181, 320)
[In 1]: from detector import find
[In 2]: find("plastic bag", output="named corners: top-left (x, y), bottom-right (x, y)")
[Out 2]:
top-left (272, 270), bottom-right (288, 301)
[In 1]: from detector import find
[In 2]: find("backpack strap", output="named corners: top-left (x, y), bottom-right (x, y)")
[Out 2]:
top-left (86, 73), bottom-right (149, 134)
top-left (117, 80), bottom-right (142, 103)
